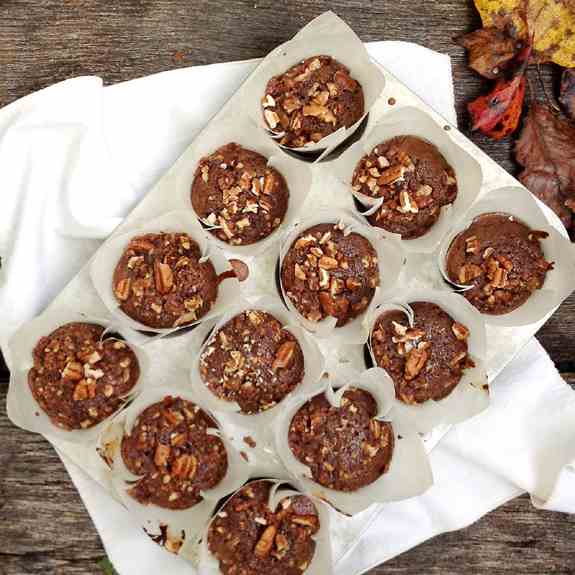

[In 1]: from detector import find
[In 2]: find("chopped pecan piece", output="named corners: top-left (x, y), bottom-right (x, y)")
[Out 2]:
top-left (378, 165), bottom-right (405, 186)
top-left (318, 256), bottom-right (338, 270)
top-left (62, 361), bottom-right (84, 381)
top-left (172, 454), bottom-right (198, 479)
top-left (272, 341), bottom-right (296, 370)
top-left (404, 346), bottom-right (429, 380)
top-left (129, 238), bottom-right (155, 252)
top-left (154, 261), bottom-right (174, 294)
top-left (465, 235), bottom-right (480, 254)
top-left (458, 263), bottom-right (483, 284)
top-left (451, 322), bottom-right (470, 340)
top-left (264, 109), bottom-right (280, 130)
top-left (302, 103), bottom-right (336, 125)
top-left (73, 380), bottom-right (96, 401)
top-left (254, 525), bottom-right (277, 558)
top-left (114, 278), bottom-right (131, 301)
top-left (154, 444), bottom-right (170, 467)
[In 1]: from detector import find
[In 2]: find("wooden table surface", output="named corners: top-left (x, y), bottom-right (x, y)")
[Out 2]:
top-left (1, 1), bottom-right (574, 574)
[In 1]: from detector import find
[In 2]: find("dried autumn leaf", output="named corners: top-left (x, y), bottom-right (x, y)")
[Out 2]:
top-left (456, 27), bottom-right (522, 79)
top-left (474, 0), bottom-right (575, 67)
top-left (468, 74), bottom-right (526, 139)
top-left (515, 103), bottom-right (575, 231)
top-left (559, 68), bottom-right (575, 121)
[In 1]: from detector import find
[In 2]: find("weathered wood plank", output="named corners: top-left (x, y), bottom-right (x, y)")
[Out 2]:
top-left (1, 1), bottom-right (574, 574)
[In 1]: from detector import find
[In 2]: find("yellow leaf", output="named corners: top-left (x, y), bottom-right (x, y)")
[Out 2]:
top-left (474, 0), bottom-right (575, 67)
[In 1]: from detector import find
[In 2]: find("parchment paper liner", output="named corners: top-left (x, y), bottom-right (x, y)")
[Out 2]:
top-left (6, 309), bottom-right (148, 444)
top-left (173, 113), bottom-right (312, 257)
top-left (187, 296), bottom-right (325, 438)
top-left (102, 386), bottom-right (252, 553)
top-left (240, 11), bottom-right (386, 157)
top-left (89, 210), bottom-right (241, 334)
top-left (364, 287), bottom-right (489, 434)
top-left (332, 106), bottom-right (484, 254)
top-left (197, 478), bottom-right (333, 575)
top-left (438, 186), bottom-right (575, 327)
top-left (273, 367), bottom-right (433, 515)
top-left (278, 207), bottom-right (405, 345)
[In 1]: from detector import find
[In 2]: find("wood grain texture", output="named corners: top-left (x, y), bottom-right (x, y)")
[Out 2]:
top-left (0, 1), bottom-right (574, 574)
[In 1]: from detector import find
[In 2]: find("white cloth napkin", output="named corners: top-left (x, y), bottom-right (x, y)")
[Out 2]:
top-left (1, 41), bottom-right (574, 575)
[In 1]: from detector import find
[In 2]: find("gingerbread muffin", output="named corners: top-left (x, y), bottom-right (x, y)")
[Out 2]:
top-left (27, 322), bottom-right (140, 430)
top-left (112, 232), bottom-right (218, 329)
top-left (199, 310), bottom-right (305, 414)
top-left (352, 136), bottom-right (458, 239)
top-left (445, 213), bottom-right (554, 315)
top-left (280, 222), bottom-right (379, 327)
top-left (288, 388), bottom-right (394, 492)
top-left (207, 480), bottom-right (320, 575)
top-left (371, 302), bottom-right (473, 404)
top-left (191, 143), bottom-right (289, 246)
top-left (120, 396), bottom-right (228, 510)
top-left (262, 55), bottom-right (364, 148)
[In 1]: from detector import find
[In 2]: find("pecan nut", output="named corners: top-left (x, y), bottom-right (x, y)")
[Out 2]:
top-left (404, 346), bottom-right (429, 380)
top-left (172, 454), bottom-right (197, 479)
top-left (272, 341), bottom-right (296, 371)
top-left (451, 321), bottom-right (470, 340)
top-left (62, 361), bottom-right (84, 381)
top-left (154, 261), bottom-right (174, 294)
top-left (254, 525), bottom-right (277, 558)
top-left (114, 278), bottom-right (131, 301)
top-left (154, 444), bottom-right (170, 467)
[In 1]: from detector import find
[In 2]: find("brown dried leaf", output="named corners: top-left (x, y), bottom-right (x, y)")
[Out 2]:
top-left (456, 27), bottom-right (522, 79)
top-left (515, 103), bottom-right (575, 232)
top-left (559, 68), bottom-right (575, 121)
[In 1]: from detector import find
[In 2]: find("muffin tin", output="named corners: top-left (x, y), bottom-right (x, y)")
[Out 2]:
top-left (6, 11), bottom-right (575, 574)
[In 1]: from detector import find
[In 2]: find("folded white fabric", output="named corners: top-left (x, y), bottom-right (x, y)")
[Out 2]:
top-left (1, 41), bottom-right (574, 575)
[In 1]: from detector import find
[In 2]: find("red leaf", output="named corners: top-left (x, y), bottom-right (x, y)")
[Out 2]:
top-left (559, 68), bottom-right (575, 122)
top-left (456, 27), bottom-right (522, 79)
top-left (468, 75), bottom-right (526, 139)
top-left (515, 103), bottom-right (575, 233)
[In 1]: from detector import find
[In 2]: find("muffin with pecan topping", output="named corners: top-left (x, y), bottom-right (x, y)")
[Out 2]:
top-left (28, 322), bottom-right (140, 430)
top-left (207, 480), bottom-right (320, 575)
top-left (191, 143), bottom-right (289, 246)
top-left (280, 222), bottom-right (379, 327)
top-left (288, 388), bottom-right (394, 491)
top-left (262, 55), bottom-right (364, 148)
top-left (370, 302), bottom-right (473, 404)
top-left (121, 396), bottom-right (228, 510)
top-left (199, 309), bottom-right (305, 414)
top-left (352, 136), bottom-right (457, 239)
top-left (112, 232), bottom-right (218, 329)
top-left (445, 213), bottom-right (553, 314)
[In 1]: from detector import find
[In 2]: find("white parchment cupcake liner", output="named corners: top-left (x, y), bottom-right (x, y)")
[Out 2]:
top-left (438, 186), bottom-right (575, 327)
top-left (197, 478), bottom-right (333, 575)
top-left (364, 287), bottom-right (489, 434)
top-left (241, 11), bottom-right (385, 156)
top-left (89, 210), bottom-right (241, 335)
top-left (273, 367), bottom-right (433, 515)
top-left (332, 106), bottom-right (484, 253)
top-left (173, 112), bottom-right (313, 257)
top-left (6, 309), bottom-right (149, 444)
top-left (278, 207), bottom-right (405, 344)
top-left (102, 386), bottom-right (252, 553)
top-left (187, 296), bottom-right (325, 436)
